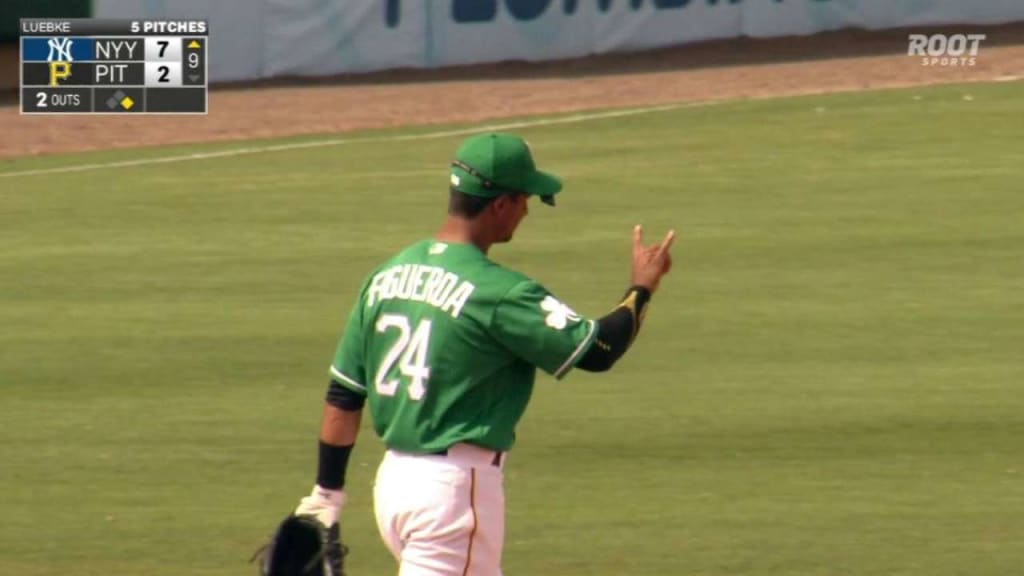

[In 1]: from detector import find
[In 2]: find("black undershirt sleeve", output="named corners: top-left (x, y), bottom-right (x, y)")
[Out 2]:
top-left (326, 379), bottom-right (367, 411)
top-left (576, 286), bottom-right (652, 372)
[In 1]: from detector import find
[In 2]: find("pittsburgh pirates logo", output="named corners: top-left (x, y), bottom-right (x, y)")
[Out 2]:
top-left (541, 295), bottom-right (580, 330)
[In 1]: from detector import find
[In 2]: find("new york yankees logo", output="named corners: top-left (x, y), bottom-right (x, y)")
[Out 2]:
top-left (46, 37), bottom-right (74, 62)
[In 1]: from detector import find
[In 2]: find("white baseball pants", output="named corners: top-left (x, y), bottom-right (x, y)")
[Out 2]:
top-left (374, 443), bottom-right (506, 576)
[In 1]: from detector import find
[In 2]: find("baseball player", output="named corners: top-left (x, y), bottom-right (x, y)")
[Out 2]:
top-left (259, 132), bottom-right (674, 576)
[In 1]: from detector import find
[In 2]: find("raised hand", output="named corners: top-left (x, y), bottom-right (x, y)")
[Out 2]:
top-left (631, 225), bottom-right (675, 294)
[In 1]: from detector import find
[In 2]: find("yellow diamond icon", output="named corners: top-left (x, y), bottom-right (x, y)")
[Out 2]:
top-left (120, 96), bottom-right (135, 110)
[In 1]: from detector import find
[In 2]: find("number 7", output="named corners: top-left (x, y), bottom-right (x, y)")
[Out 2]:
top-left (157, 40), bottom-right (169, 58)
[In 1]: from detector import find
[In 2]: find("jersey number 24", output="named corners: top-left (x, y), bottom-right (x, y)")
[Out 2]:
top-left (375, 314), bottom-right (432, 401)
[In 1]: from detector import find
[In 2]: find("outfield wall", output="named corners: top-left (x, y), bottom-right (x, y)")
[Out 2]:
top-left (93, 0), bottom-right (1024, 82)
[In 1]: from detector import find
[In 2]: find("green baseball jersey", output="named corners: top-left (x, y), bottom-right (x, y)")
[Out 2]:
top-left (329, 239), bottom-right (597, 453)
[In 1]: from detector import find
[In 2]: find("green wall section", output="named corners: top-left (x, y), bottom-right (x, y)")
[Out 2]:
top-left (0, 0), bottom-right (91, 42)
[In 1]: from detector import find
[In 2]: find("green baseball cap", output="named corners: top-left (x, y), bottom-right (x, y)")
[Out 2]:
top-left (449, 133), bottom-right (562, 206)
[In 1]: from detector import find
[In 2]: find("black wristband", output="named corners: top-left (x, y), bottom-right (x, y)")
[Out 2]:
top-left (621, 285), bottom-right (652, 337)
top-left (317, 440), bottom-right (353, 490)
top-left (627, 285), bottom-right (652, 307)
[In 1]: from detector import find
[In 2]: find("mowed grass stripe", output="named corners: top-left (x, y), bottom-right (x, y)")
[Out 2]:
top-left (1, 82), bottom-right (1022, 576)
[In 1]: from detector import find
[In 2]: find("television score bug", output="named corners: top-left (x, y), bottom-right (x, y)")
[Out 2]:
top-left (20, 18), bottom-right (208, 114)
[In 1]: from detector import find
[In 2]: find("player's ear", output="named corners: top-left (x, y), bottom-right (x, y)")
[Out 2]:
top-left (507, 194), bottom-right (528, 214)
top-left (490, 194), bottom-right (511, 213)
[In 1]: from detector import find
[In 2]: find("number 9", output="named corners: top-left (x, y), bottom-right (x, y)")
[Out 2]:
top-left (188, 52), bottom-right (199, 68)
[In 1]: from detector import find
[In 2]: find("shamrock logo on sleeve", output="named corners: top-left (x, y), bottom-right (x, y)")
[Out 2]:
top-left (540, 295), bottom-right (581, 330)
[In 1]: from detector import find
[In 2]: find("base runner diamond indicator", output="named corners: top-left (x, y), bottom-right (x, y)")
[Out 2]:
top-left (120, 96), bottom-right (135, 110)
top-left (106, 90), bottom-right (127, 110)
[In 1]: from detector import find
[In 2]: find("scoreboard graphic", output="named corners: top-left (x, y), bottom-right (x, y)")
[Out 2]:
top-left (20, 19), bottom-right (208, 114)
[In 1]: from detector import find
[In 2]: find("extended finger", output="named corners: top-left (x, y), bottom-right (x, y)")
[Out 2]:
top-left (657, 229), bottom-right (676, 255)
top-left (633, 224), bottom-right (644, 253)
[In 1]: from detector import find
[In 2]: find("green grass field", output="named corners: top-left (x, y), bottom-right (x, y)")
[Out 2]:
top-left (2, 81), bottom-right (1023, 576)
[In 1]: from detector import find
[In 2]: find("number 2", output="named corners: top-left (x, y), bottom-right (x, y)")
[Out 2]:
top-left (36, 91), bottom-right (47, 108)
top-left (375, 314), bottom-right (432, 401)
top-left (158, 66), bottom-right (169, 82)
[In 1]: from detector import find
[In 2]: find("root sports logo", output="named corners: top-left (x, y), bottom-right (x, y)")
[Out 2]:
top-left (908, 33), bottom-right (986, 67)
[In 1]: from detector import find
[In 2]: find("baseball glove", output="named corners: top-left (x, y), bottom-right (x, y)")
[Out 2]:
top-left (253, 514), bottom-right (347, 576)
